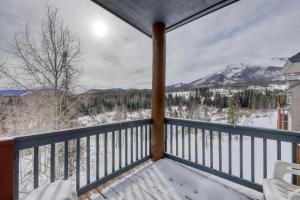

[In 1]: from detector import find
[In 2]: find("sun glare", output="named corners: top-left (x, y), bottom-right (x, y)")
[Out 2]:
top-left (91, 21), bottom-right (108, 38)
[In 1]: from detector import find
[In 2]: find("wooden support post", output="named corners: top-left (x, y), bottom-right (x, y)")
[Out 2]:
top-left (277, 109), bottom-right (281, 129)
top-left (151, 22), bottom-right (166, 161)
top-left (0, 138), bottom-right (15, 200)
top-left (281, 111), bottom-right (285, 130)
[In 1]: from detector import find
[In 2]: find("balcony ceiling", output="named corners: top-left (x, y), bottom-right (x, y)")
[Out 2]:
top-left (90, 0), bottom-right (239, 37)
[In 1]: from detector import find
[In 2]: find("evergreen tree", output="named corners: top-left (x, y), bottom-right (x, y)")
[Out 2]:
top-left (227, 96), bottom-right (240, 125)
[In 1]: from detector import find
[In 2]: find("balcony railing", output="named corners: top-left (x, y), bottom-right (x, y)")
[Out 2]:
top-left (9, 117), bottom-right (300, 199)
top-left (165, 117), bottom-right (300, 192)
top-left (13, 119), bottom-right (152, 199)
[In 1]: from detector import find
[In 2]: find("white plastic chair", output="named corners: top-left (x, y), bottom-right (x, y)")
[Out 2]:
top-left (263, 161), bottom-right (300, 200)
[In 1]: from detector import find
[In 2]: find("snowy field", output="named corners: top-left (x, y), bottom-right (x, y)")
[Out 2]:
top-left (77, 110), bottom-right (151, 126)
top-left (77, 109), bottom-right (277, 130)
top-left (216, 110), bottom-right (277, 129)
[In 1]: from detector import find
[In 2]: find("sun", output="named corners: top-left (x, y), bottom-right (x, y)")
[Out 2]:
top-left (91, 20), bottom-right (108, 38)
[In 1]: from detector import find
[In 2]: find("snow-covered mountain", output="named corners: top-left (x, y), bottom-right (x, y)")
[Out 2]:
top-left (166, 83), bottom-right (191, 90)
top-left (168, 64), bottom-right (284, 89)
top-left (1, 65), bottom-right (283, 96)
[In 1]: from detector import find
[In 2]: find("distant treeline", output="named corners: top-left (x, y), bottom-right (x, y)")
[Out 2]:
top-left (1, 88), bottom-right (281, 117)
top-left (167, 88), bottom-right (279, 111)
top-left (77, 87), bottom-right (281, 115)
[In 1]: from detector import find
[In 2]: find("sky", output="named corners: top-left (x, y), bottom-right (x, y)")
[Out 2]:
top-left (0, 0), bottom-right (300, 90)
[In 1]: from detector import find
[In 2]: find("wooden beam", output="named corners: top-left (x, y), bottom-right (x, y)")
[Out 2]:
top-left (0, 138), bottom-right (15, 200)
top-left (297, 145), bottom-right (300, 186)
top-left (151, 22), bottom-right (166, 161)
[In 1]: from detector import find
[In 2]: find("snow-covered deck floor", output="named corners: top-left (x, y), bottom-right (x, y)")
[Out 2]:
top-left (90, 159), bottom-right (262, 200)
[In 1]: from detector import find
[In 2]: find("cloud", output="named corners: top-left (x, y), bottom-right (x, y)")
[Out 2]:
top-left (0, 0), bottom-right (300, 89)
top-left (166, 0), bottom-right (300, 84)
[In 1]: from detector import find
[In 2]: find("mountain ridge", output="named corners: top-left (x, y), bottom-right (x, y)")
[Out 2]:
top-left (0, 64), bottom-right (285, 96)
top-left (168, 64), bottom-right (284, 90)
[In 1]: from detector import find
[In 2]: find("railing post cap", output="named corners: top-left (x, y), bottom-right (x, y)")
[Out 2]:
top-left (0, 137), bottom-right (15, 146)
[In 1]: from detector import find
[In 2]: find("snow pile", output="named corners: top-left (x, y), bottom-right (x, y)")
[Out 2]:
top-left (22, 180), bottom-right (77, 200)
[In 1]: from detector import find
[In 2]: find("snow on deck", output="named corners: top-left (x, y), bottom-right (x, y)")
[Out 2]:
top-left (89, 159), bottom-right (261, 200)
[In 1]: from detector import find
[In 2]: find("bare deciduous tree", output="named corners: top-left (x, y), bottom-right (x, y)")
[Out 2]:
top-left (0, 5), bottom-right (84, 189)
top-left (0, 4), bottom-right (83, 130)
top-left (2, 4), bottom-right (82, 92)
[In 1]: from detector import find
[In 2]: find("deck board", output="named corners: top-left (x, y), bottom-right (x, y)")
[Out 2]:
top-left (91, 159), bottom-right (260, 200)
